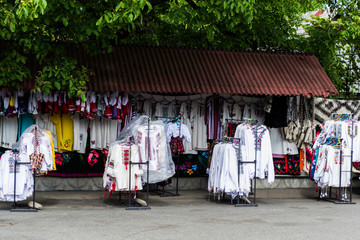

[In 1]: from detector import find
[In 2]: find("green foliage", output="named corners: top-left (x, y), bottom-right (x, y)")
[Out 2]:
top-left (0, 0), bottom-right (359, 98)
top-left (303, 1), bottom-right (360, 98)
top-left (0, 48), bottom-right (31, 89)
top-left (35, 56), bottom-right (90, 101)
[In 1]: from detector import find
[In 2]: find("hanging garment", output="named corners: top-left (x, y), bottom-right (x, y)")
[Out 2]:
top-left (1, 116), bottom-right (18, 149)
top-left (264, 96), bottom-right (288, 128)
top-left (50, 113), bottom-right (74, 152)
top-left (143, 100), bottom-right (152, 117)
top-left (103, 144), bottom-right (143, 192)
top-left (0, 151), bottom-right (34, 202)
top-left (206, 96), bottom-right (222, 140)
top-left (73, 113), bottom-right (89, 154)
top-left (191, 101), bottom-right (207, 150)
top-left (269, 128), bottom-right (298, 155)
top-left (180, 102), bottom-right (197, 154)
top-left (18, 129), bottom-right (54, 173)
top-left (136, 121), bottom-right (175, 183)
top-left (170, 137), bottom-right (184, 154)
top-left (207, 143), bottom-right (252, 199)
top-left (35, 113), bottom-right (58, 152)
top-left (232, 104), bottom-right (243, 121)
top-left (90, 117), bottom-right (104, 150)
top-left (90, 117), bottom-right (118, 150)
top-left (312, 118), bottom-right (358, 191)
top-left (18, 113), bottom-right (35, 140)
top-left (222, 102), bottom-right (232, 125)
top-left (44, 130), bottom-right (56, 171)
top-left (234, 123), bottom-right (275, 184)
top-left (164, 122), bottom-right (191, 143)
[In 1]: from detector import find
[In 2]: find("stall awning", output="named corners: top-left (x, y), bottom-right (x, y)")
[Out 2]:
top-left (74, 46), bottom-right (337, 97)
top-left (16, 45), bottom-right (337, 97)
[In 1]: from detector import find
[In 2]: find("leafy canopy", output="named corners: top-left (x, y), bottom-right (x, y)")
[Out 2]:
top-left (0, 0), bottom-right (359, 98)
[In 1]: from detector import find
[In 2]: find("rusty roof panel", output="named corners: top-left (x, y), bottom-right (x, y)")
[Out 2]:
top-left (83, 47), bottom-right (338, 96)
top-left (1, 43), bottom-right (338, 96)
top-left (66, 46), bottom-right (338, 97)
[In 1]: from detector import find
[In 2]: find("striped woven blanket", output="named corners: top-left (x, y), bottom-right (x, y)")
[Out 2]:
top-left (314, 98), bottom-right (360, 125)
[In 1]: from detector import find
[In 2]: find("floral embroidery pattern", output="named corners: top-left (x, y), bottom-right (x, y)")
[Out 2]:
top-left (63, 139), bottom-right (71, 149)
top-left (88, 150), bottom-right (99, 166)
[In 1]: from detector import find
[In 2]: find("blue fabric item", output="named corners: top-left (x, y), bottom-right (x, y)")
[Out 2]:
top-left (18, 113), bottom-right (35, 140)
top-left (310, 148), bottom-right (319, 180)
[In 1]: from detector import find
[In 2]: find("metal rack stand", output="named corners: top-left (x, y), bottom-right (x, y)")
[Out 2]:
top-left (125, 118), bottom-right (151, 210)
top-left (320, 119), bottom-right (356, 205)
top-left (318, 114), bottom-right (356, 204)
top-left (207, 119), bottom-right (260, 207)
top-left (10, 149), bottom-right (37, 212)
top-left (151, 115), bottom-right (181, 197)
top-left (234, 122), bottom-right (259, 207)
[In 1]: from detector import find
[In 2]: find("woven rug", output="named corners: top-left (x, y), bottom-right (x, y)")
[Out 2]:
top-left (314, 98), bottom-right (360, 125)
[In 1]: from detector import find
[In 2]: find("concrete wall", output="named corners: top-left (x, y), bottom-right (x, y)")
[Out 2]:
top-left (35, 176), bottom-right (319, 191)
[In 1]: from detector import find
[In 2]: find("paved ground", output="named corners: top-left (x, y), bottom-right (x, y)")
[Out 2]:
top-left (1, 188), bottom-right (360, 240)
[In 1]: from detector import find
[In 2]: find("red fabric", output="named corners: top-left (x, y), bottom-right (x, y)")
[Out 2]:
top-left (53, 103), bottom-right (59, 114)
top-left (68, 98), bottom-right (76, 111)
top-left (62, 103), bottom-right (68, 114)
top-left (37, 101), bottom-right (43, 112)
top-left (90, 102), bottom-right (97, 113)
top-left (104, 105), bottom-right (112, 118)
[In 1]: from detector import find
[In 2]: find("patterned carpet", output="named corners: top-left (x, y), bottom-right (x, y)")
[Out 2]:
top-left (314, 98), bottom-right (360, 125)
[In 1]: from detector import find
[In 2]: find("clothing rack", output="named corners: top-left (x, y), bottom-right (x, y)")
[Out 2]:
top-left (149, 115), bottom-right (181, 197)
top-left (319, 117), bottom-right (356, 204)
top-left (124, 119), bottom-right (151, 210)
top-left (235, 119), bottom-right (259, 207)
top-left (207, 118), bottom-right (260, 206)
top-left (10, 146), bottom-right (37, 212)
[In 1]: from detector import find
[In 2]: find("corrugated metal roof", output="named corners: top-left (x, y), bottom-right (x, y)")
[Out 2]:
top-left (1, 43), bottom-right (337, 96)
top-left (76, 46), bottom-right (337, 97)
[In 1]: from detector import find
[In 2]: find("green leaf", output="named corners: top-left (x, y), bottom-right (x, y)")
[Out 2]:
top-left (62, 18), bottom-right (68, 27)
top-left (9, 22), bottom-right (15, 32)
top-left (104, 14), bottom-right (109, 23)
top-left (86, 28), bottom-right (91, 36)
top-left (23, 8), bottom-right (28, 18)
top-left (80, 94), bottom-right (87, 102)
top-left (54, 81), bottom-right (61, 90)
top-left (96, 16), bottom-right (103, 26)
top-left (146, 2), bottom-right (152, 12)
top-left (42, 0), bottom-right (47, 9)
top-left (93, 30), bottom-right (99, 37)
top-left (115, 3), bottom-right (121, 12)
top-left (128, 13), bottom-right (134, 22)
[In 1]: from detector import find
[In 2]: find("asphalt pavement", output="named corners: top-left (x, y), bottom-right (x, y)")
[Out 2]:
top-left (0, 188), bottom-right (359, 240)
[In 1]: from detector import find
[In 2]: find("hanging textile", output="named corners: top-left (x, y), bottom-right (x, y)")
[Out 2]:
top-left (208, 121), bottom-right (275, 199)
top-left (136, 120), bottom-right (175, 183)
top-left (72, 113), bottom-right (89, 154)
top-left (264, 96), bottom-right (288, 128)
top-left (314, 98), bottom-right (360, 125)
top-left (50, 113), bottom-right (74, 152)
top-left (18, 112), bottom-right (35, 140)
top-left (103, 142), bottom-right (143, 194)
top-left (180, 102), bottom-right (197, 154)
top-left (0, 151), bottom-right (34, 202)
top-left (115, 116), bottom-right (176, 184)
top-left (18, 125), bottom-right (55, 173)
top-left (311, 118), bottom-right (359, 193)
top-left (191, 100), bottom-right (207, 150)
top-left (1, 116), bottom-right (18, 149)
